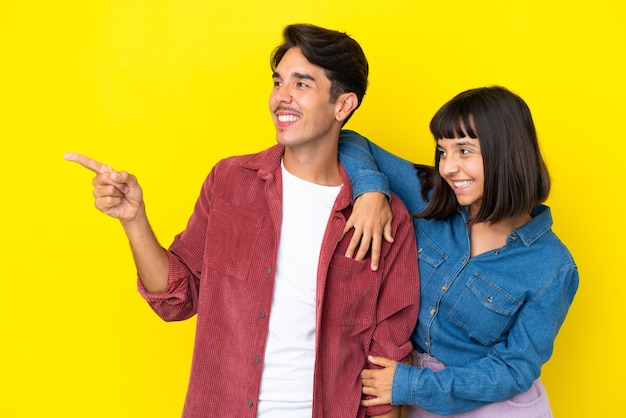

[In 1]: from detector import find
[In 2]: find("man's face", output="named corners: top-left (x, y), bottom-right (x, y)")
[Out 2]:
top-left (269, 47), bottom-right (341, 150)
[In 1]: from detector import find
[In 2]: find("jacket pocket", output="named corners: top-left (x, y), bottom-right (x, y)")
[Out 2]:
top-left (204, 198), bottom-right (264, 281)
top-left (449, 273), bottom-right (522, 345)
top-left (324, 254), bottom-right (379, 325)
top-left (415, 228), bottom-right (447, 286)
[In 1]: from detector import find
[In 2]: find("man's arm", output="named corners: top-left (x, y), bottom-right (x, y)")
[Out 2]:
top-left (369, 406), bottom-right (401, 418)
top-left (363, 196), bottom-right (420, 416)
top-left (64, 152), bottom-right (169, 292)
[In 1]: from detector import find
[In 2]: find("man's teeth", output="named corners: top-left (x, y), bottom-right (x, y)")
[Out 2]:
top-left (454, 180), bottom-right (472, 188)
top-left (278, 114), bottom-right (299, 122)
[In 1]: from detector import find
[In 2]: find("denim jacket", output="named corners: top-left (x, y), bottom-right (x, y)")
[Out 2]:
top-left (338, 130), bottom-right (579, 415)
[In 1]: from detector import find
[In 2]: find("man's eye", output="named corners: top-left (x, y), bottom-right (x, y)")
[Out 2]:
top-left (273, 81), bottom-right (282, 87)
top-left (297, 82), bottom-right (308, 87)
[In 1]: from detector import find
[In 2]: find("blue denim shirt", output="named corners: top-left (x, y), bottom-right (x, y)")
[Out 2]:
top-left (338, 130), bottom-right (579, 415)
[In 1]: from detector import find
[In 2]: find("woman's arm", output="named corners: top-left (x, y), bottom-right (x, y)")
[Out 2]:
top-left (338, 130), bottom-right (427, 269)
top-left (339, 129), bottom-right (426, 216)
top-left (391, 266), bottom-right (579, 414)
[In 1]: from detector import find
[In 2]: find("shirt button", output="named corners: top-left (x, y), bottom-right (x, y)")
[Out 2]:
top-left (247, 400), bottom-right (254, 407)
top-left (254, 356), bottom-right (261, 363)
top-left (429, 308), bottom-right (436, 316)
top-left (259, 312), bottom-right (266, 318)
top-left (267, 267), bottom-right (273, 274)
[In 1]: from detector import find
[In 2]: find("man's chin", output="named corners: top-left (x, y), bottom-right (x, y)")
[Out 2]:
top-left (274, 132), bottom-right (295, 146)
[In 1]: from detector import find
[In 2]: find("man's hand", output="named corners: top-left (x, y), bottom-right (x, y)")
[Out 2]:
top-left (64, 152), bottom-right (144, 222)
top-left (342, 192), bottom-right (394, 271)
top-left (65, 152), bottom-right (170, 292)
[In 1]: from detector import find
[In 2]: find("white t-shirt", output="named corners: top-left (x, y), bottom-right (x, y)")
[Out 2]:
top-left (256, 162), bottom-right (342, 418)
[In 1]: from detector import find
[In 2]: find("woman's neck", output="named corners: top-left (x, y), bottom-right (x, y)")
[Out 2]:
top-left (469, 213), bottom-right (531, 257)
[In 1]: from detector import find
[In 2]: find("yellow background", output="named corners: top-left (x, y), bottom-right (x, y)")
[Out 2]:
top-left (1, 1), bottom-right (623, 416)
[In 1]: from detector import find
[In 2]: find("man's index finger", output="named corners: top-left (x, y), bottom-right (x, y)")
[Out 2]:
top-left (64, 152), bottom-right (115, 174)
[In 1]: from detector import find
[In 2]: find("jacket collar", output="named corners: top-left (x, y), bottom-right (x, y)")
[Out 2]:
top-left (240, 144), bottom-right (354, 211)
top-left (458, 204), bottom-right (553, 247)
top-left (516, 205), bottom-right (553, 247)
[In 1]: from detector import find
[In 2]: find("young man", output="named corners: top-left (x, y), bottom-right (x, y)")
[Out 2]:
top-left (66, 24), bottom-right (419, 418)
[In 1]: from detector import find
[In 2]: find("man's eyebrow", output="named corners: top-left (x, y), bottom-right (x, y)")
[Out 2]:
top-left (293, 72), bottom-right (315, 81)
top-left (272, 71), bottom-right (315, 82)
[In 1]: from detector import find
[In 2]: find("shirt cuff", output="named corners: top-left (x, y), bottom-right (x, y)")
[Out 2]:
top-left (392, 360), bottom-right (420, 406)
top-left (351, 170), bottom-right (391, 201)
top-left (137, 251), bottom-right (189, 302)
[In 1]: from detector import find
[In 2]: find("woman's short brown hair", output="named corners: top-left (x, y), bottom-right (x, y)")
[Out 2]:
top-left (417, 86), bottom-right (550, 224)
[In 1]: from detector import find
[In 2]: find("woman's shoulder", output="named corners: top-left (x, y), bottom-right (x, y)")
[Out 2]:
top-left (525, 205), bottom-right (576, 265)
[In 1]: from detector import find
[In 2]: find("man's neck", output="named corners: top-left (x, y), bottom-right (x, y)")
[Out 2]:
top-left (283, 142), bottom-right (341, 186)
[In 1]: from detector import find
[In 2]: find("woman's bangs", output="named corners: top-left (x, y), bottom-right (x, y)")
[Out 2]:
top-left (431, 106), bottom-right (477, 139)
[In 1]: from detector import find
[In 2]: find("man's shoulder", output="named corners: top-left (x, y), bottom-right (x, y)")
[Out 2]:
top-left (213, 144), bottom-right (284, 172)
top-left (388, 192), bottom-right (413, 220)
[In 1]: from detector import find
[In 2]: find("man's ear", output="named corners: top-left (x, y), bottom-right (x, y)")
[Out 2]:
top-left (335, 92), bottom-right (359, 122)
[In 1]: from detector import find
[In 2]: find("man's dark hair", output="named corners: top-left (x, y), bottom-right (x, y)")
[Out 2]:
top-left (270, 23), bottom-right (369, 124)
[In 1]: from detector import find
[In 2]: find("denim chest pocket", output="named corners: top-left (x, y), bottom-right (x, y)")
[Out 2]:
top-left (204, 198), bottom-right (264, 281)
top-left (416, 231), bottom-right (447, 286)
top-left (449, 274), bottom-right (522, 346)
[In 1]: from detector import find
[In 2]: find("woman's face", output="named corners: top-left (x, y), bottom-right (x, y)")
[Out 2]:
top-left (437, 136), bottom-right (484, 217)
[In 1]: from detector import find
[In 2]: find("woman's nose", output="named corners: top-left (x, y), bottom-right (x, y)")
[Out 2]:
top-left (441, 156), bottom-right (460, 175)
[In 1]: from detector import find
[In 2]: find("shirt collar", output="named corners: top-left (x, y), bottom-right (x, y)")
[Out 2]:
top-left (459, 204), bottom-right (553, 247)
top-left (239, 144), bottom-right (353, 211)
top-left (516, 204), bottom-right (553, 247)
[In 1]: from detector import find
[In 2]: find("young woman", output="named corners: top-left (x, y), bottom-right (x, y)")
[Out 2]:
top-left (338, 86), bottom-right (578, 417)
